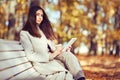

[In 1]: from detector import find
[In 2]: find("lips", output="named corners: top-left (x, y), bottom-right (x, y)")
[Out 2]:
top-left (37, 20), bottom-right (41, 23)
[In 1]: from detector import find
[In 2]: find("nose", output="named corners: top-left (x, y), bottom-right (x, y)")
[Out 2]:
top-left (39, 16), bottom-right (42, 20)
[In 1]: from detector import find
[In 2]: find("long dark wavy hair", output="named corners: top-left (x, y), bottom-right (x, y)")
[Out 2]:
top-left (22, 6), bottom-right (56, 40)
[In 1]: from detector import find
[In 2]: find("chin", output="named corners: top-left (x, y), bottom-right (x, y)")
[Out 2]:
top-left (37, 22), bottom-right (41, 25)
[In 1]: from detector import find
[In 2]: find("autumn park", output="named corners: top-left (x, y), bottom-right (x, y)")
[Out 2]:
top-left (0, 0), bottom-right (120, 80)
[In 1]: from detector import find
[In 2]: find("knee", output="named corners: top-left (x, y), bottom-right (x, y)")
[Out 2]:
top-left (64, 52), bottom-right (76, 59)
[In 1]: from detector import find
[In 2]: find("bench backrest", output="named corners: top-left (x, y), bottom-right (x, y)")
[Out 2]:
top-left (0, 39), bottom-right (44, 80)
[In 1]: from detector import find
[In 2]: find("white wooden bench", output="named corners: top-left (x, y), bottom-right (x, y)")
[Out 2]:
top-left (0, 39), bottom-right (45, 80)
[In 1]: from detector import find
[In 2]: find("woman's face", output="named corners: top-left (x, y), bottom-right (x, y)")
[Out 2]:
top-left (36, 9), bottom-right (43, 25)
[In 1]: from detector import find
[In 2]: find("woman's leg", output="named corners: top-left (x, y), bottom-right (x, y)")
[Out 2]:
top-left (45, 71), bottom-right (74, 80)
top-left (55, 51), bottom-right (85, 80)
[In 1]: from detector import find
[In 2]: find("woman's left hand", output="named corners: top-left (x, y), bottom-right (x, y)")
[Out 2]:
top-left (66, 46), bottom-right (71, 52)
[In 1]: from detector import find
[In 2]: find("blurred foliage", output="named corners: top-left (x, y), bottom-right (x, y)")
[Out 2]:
top-left (51, 0), bottom-right (120, 45)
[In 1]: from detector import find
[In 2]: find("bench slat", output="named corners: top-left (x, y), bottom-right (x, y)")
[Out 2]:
top-left (0, 57), bottom-right (29, 70)
top-left (0, 62), bottom-right (32, 80)
top-left (0, 51), bottom-right (25, 60)
top-left (10, 68), bottom-right (44, 80)
top-left (0, 43), bottom-right (24, 51)
top-left (0, 39), bottom-right (20, 44)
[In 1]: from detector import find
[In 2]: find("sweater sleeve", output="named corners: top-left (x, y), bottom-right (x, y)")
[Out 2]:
top-left (20, 31), bottom-right (49, 62)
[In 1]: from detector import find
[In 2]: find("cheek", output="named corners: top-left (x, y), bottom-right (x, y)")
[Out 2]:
top-left (36, 16), bottom-right (39, 20)
top-left (41, 17), bottom-right (43, 21)
top-left (36, 17), bottom-right (39, 23)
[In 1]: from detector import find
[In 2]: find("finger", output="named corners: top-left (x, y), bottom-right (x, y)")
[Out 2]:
top-left (66, 48), bottom-right (70, 52)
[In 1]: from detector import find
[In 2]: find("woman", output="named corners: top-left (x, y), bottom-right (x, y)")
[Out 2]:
top-left (20, 5), bottom-right (85, 80)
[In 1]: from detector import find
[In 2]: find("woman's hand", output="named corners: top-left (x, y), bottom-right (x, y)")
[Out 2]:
top-left (49, 44), bottom-right (62, 60)
top-left (66, 46), bottom-right (71, 52)
top-left (55, 44), bottom-right (62, 55)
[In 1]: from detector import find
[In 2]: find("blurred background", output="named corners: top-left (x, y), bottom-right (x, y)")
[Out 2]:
top-left (0, 0), bottom-right (120, 79)
top-left (0, 0), bottom-right (120, 56)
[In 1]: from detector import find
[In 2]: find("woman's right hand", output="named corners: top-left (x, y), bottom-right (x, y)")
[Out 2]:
top-left (49, 44), bottom-right (62, 60)
top-left (54, 44), bottom-right (62, 56)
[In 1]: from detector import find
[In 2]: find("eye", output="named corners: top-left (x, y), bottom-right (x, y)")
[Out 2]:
top-left (41, 14), bottom-right (43, 17)
top-left (36, 13), bottom-right (40, 16)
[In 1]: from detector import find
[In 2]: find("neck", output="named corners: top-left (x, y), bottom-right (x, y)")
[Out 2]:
top-left (36, 25), bottom-right (40, 29)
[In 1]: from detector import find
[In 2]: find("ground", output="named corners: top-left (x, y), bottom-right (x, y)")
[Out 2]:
top-left (76, 54), bottom-right (120, 80)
